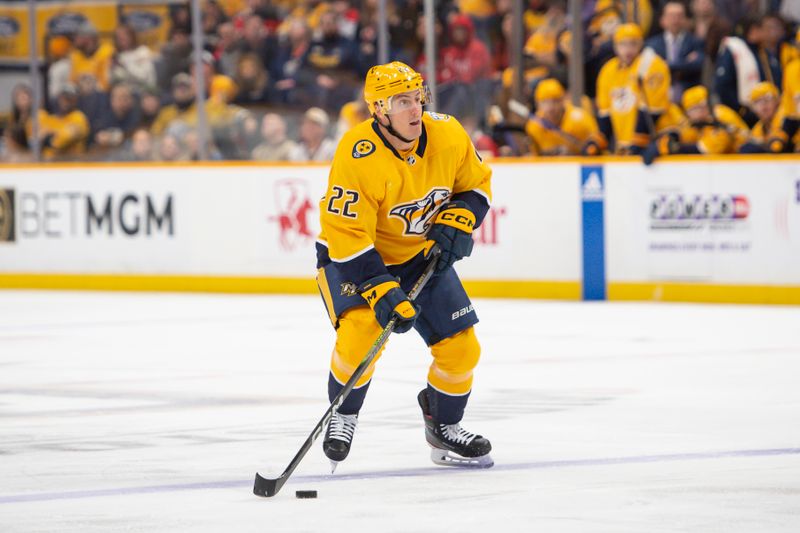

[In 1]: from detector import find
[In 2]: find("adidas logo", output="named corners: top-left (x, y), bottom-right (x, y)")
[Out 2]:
top-left (582, 172), bottom-right (604, 201)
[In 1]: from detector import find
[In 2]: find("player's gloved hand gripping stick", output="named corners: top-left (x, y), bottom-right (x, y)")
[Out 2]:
top-left (253, 245), bottom-right (441, 497)
top-left (358, 274), bottom-right (420, 333)
top-left (425, 201), bottom-right (475, 271)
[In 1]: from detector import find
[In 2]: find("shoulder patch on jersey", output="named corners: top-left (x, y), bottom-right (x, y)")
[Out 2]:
top-left (352, 139), bottom-right (376, 158)
top-left (426, 111), bottom-right (450, 121)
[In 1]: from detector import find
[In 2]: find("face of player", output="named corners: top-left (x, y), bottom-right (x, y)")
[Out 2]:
top-left (752, 96), bottom-right (778, 122)
top-left (380, 89), bottom-right (424, 143)
top-left (538, 98), bottom-right (565, 124)
top-left (686, 103), bottom-right (712, 123)
top-left (615, 39), bottom-right (641, 65)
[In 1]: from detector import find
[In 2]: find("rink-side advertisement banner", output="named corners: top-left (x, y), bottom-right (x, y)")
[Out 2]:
top-left (2, 159), bottom-right (798, 303)
top-left (604, 159), bottom-right (800, 302)
top-left (0, 163), bottom-right (582, 296)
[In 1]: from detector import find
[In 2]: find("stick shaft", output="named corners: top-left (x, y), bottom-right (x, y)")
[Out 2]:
top-left (254, 250), bottom-right (440, 497)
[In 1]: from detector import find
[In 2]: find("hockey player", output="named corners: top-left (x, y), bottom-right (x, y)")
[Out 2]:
top-left (739, 82), bottom-right (798, 153)
top-left (525, 78), bottom-right (606, 156)
top-left (642, 85), bottom-right (749, 164)
top-left (315, 61), bottom-right (494, 470)
top-left (596, 23), bottom-right (671, 154)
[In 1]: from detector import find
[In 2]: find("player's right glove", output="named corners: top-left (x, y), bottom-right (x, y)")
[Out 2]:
top-left (425, 201), bottom-right (475, 272)
top-left (358, 275), bottom-right (420, 333)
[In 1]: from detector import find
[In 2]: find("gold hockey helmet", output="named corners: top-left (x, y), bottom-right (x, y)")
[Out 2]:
top-left (363, 61), bottom-right (430, 115)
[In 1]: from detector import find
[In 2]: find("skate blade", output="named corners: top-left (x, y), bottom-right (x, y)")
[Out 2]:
top-left (429, 448), bottom-right (494, 468)
top-left (329, 460), bottom-right (340, 474)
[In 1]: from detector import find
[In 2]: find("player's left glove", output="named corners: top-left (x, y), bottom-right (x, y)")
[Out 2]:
top-left (425, 201), bottom-right (475, 272)
top-left (358, 275), bottom-right (420, 333)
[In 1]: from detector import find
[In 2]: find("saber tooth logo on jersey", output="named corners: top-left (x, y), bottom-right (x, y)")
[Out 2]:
top-left (389, 188), bottom-right (450, 235)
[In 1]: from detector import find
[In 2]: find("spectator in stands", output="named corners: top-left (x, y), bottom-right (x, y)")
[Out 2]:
top-left (37, 84), bottom-right (90, 161)
top-left (251, 112), bottom-right (298, 160)
top-left (714, 16), bottom-right (783, 126)
top-left (584, 1), bottom-right (622, 98)
top-left (202, 0), bottom-right (230, 39)
top-left (46, 35), bottom-right (73, 109)
top-left (184, 129), bottom-right (224, 160)
top-left (110, 25), bottom-right (157, 94)
top-left (233, 53), bottom-right (270, 104)
top-left (235, 0), bottom-right (284, 32)
top-left (156, 133), bottom-right (188, 161)
top-left (270, 17), bottom-right (313, 105)
top-left (646, 1), bottom-right (705, 102)
top-left (762, 12), bottom-right (795, 69)
top-left (289, 107), bottom-right (336, 161)
top-left (525, 78), bottom-right (604, 156)
top-left (8, 84), bottom-right (33, 143)
top-left (151, 73), bottom-right (198, 136)
top-left (1, 84), bottom-right (33, 160)
top-left (210, 75), bottom-right (240, 105)
top-left (596, 23), bottom-right (671, 154)
top-left (335, 97), bottom-right (370, 140)
top-left (138, 88), bottom-right (162, 131)
top-left (781, 30), bottom-right (800, 120)
top-left (156, 26), bottom-right (193, 94)
top-left (190, 51), bottom-right (225, 101)
top-left (436, 14), bottom-right (493, 120)
top-left (76, 74), bottom-right (109, 142)
top-left (93, 83), bottom-right (141, 150)
top-left (740, 82), bottom-right (797, 153)
top-left (69, 23), bottom-right (115, 92)
top-left (240, 13), bottom-right (279, 73)
top-left (214, 21), bottom-right (243, 78)
top-left (118, 128), bottom-right (153, 161)
top-left (690, 0), bottom-right (731, 62)
top-left (302, 9), bottom-right (360, 110)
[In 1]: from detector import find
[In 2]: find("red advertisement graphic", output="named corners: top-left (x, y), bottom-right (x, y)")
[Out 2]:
top-left (473, 206), bottom-right (506, 246)
top-left (268, 178), bottom-right (316, 251)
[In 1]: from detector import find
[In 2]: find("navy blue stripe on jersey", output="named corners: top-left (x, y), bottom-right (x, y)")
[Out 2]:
top-left (371, 120), bottom-right (402, 160)
top-left (451, 190), bottom-right (490, 228)
top-left (370, 120), bottom-right (428, 161)
top-left (316, 242), bottom-right (389, 288)
top-left (415, 123), bottom-right (428, 157)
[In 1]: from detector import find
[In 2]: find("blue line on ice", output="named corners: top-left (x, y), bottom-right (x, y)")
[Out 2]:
top-left (2, 447), bottom-right (797, 504)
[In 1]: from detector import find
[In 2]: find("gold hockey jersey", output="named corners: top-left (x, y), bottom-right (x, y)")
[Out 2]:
top-left (318, 112), bottom-right (492, 273)
top-left (596, 49), bottom-right (671, 150)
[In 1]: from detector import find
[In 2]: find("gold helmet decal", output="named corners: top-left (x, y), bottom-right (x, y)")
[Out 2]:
top-left (364, 61), bottom-right (430, 115)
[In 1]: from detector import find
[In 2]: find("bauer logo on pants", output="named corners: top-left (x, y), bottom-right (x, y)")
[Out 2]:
top-left (0, 188), bottom-right (15, 242)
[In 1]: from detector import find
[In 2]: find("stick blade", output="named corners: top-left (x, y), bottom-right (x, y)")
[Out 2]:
top-left (253, 472), bottom-right (283, 497)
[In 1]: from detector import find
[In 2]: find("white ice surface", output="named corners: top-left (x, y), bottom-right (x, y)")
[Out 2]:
top-left (0, 291), bottom-right (799, 532)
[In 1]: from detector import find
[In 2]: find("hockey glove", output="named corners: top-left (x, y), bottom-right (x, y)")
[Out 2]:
top-left (425, 201), bottom-right (476, 271)
top-left (358, 274), bottom-right (420, 333)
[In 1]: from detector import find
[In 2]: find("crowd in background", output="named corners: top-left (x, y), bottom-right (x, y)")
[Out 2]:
top-left (0, 0), bottom-right (798, 164)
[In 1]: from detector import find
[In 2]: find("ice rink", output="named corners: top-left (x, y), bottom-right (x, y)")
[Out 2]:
top-left (1, 290), bottom-right (799, 532)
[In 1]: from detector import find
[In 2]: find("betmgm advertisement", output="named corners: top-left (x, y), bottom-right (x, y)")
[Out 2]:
top-left (0, 175), bottom-right (176, 274)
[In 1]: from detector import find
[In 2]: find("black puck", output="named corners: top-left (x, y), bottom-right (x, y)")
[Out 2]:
top-left (295, 490), bottom-right (317, 499)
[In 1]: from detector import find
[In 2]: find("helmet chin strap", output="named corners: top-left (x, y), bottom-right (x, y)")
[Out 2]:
top-left (377, 113), bottom-right (417, 145)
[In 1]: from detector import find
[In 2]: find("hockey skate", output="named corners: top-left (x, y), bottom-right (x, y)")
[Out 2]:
top-left (323, 411), bottom-right (358, 473)
top-left (417, 389), bottom-right (493, 468)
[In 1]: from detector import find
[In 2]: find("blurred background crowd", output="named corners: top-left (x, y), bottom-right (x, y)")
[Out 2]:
top-left (0, 0), bottom-right (798, 164)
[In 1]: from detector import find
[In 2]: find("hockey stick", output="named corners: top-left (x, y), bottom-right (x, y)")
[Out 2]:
top-left (253, 246), bottom-right (441, 497)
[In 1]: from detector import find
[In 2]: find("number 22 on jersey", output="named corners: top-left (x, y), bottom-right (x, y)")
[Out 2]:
top-left (326, 185), bottom-right (360, 219)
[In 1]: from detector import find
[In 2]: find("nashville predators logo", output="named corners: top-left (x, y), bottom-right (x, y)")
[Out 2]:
top-left (389, 188), bottom-right (450, 235)
top-left (352, 139), bottom-right (376, 158)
